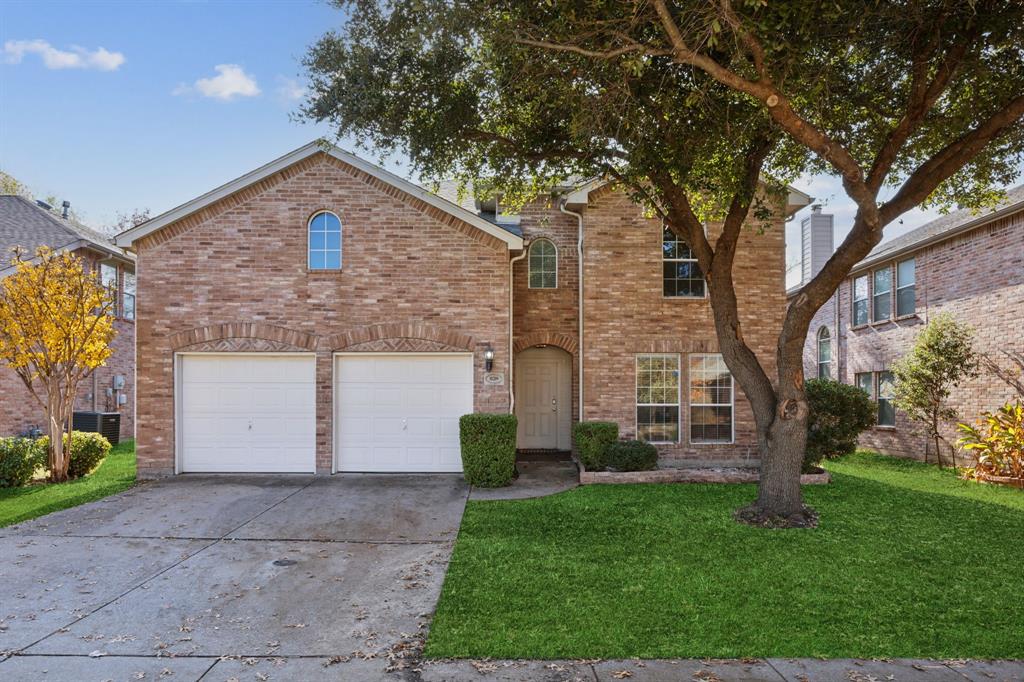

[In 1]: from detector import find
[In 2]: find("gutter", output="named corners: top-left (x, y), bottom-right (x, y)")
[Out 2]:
top-left (508, 247), bottom-right (528, 413)
top-left (559, 200), bottom-right (585, 421)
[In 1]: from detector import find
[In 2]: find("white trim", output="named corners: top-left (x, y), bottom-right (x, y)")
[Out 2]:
top-left (307, 209), bottom-right (343, 271)
top-left (895, 257), bottom-right (916, 317)
top-left (173, 351), bottom-right (318, 475)
top-left (115, 141), bottom-right (524, 250)
top-left (635, 353), bottom-right (682, 445)
top-left (661, 225), bottom-right (708, 299)
top-left (688, 353), bottom-right (736, 445)
top-left (527, 238), bottom-right (558, 289)
top-left (332, 351), bottom-right (475, 473)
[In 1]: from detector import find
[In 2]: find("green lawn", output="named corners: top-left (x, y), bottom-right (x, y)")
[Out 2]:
top-left (426, 452), bottom-right (1024, 660)
top-left (0, 439), bottom-right (136, 528)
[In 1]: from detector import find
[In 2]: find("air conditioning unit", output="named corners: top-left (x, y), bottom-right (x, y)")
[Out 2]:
top-left (72, 411), bottom-right (121, 445)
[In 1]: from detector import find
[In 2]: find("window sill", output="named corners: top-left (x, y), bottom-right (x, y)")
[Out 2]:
top-left (306, 269), bottom-right (344, 275)
top-left (690, 440), bottom-right (735, 446)
top-left (662, 295), bottom-right (708, 301)
top-left (873, 425), bottom-right (897, 431)
top-left (869, 318), bottom-right (895, 327)
top-left (850, 323), bottom-right (870, 331)
top-left (895, 313), bottom-right (919, 322)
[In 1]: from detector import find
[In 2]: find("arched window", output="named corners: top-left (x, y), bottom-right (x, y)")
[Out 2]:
top-left (528, 238), bottom-right (557, 288)
top-left (308, 211), bottom-right (342, 270)
top-left (817, 327), bottom-right (832, 379)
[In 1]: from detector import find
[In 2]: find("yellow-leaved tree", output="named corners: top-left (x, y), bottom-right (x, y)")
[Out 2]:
top-left (0, 247), bottom-right (116, 482)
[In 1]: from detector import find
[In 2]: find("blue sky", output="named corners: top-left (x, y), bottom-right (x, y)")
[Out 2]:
top-left (0, 1), bottom-right (1017, 285)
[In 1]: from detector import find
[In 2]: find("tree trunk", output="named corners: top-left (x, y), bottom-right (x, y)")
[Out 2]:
top-left (45, 385), bottom-right (68, 483)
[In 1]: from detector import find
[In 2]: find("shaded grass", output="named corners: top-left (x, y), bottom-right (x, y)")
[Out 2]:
top-left (426, 452), bottom-right (1024, 659)
top-left (0, 439), bottom-right (136, 528)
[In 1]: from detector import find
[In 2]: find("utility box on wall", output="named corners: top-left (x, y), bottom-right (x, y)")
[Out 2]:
top-left (72, 411), bottom-right (121, 445)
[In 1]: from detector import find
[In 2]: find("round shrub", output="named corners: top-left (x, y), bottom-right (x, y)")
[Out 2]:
top-left (606, 439), bottom-right (658, 472)
top-left (572, 421), bottom-right (619, 470)
top-left (0, 437), bottom-right (44, 487)
top-left (805, 378), bottom-right (876, 472)
top-left (459, 413), bottom-right (517, 487)
top-left (37, 431), bottom-right (112, 479)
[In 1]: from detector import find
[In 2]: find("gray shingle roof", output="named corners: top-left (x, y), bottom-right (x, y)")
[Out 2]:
top-left (0, 195), bottom-right (126, 265)
top-left (856, 183), bottom-right (1024, 269)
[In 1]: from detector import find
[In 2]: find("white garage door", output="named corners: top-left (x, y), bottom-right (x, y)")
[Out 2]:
top-left (178, 354), bottom-right (316, 473)
top-left (335, 354), bottom-right (473, 472)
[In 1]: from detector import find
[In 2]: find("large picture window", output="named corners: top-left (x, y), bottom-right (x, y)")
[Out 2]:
top-left (689, 354), bottom-right (734, 444)
top-left (636, 354), bottom-right (680, 443)
top-left (817, 327), bottom-right (832, 379)
top-left (877, 370), bottom-right (896, 426)
top-left (528, 238), bottom-right (557, 289)
top-left (852, 275), bottom-right (869, 326)
top-left (896, 258), bottom-right (915, 317)
top-left (663, 227), bottom-right (705, 298)
top-left (308, 211), bottom-right (342, 270)
top-left (873, 266), bottom-right (892, 322)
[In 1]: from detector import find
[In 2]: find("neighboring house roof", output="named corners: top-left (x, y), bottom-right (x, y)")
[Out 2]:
top-left (0, 195), bottom-right (131, 275)
top-left (114, 141), bottom-right (525, 250)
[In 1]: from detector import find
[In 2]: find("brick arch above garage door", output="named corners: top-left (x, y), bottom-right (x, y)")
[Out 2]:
top-left (169, 322), bottom-right (318, 352)
top-left (327, 323), bottom-right (474, 352)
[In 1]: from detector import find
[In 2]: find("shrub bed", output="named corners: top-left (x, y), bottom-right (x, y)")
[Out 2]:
top-left (606, 439), bottom-right (658, 472)
top-left (805, 378), bottom-right (875, 472)
top-left (572, 421), bottom-right (619, 470)
top-left (37, 431), bottom-right (112, 479)
top-left (0, 437), bottom-right (43, 487)
top-left (459, 413), bottom-right (517, 487)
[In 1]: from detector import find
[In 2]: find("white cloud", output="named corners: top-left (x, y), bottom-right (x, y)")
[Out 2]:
top-left (275, 76), bottom-right (306, 103)
top-left (3, 39), bottom-right (125, 71)
top-left (174, 64), bottom-right (261, 101)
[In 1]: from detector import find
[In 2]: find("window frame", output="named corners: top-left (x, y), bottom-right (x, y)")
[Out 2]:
top-left (99, 261), bottom-right (119, 317)
top-left (816, 327), bottom-right (832, 379)
top-left (872, 265), bottom-right (893, 322)
top-left (852, 274), bottom-right (869, 327)
top-left (635, 353), bottom-right (681, 444)
top-left (307, 210), bottom-right (343, 271)
top-left (688, 353), bottom-right (735, 445)
top-left (527, 238), bottom-right (558, 289)
top-left (662, 225), bottom-right (706, 299)
top-left (122, 270), bottom-right (136, 321)
top-left (877, 370), bottom-right (897, 427)
top-left (855, 372), bottom-right (874, 399)
top-left (896, 258), bottom-right (916, 318)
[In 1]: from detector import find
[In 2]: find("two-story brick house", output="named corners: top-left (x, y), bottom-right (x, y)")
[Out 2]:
top-left (0, 195), bottom-right (136, 441)
top-left (115, 142), bottom-right (809, 478)
top-left (794, 186), bottom-right (1024, 461)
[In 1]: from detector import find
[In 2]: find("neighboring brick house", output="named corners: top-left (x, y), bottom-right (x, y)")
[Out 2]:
top-left (0, 195), bottom-right (136, 440)
top-left (115, 142), bottom-right (809, 477)
top-left (792, 186), bottom-right (1024, 462)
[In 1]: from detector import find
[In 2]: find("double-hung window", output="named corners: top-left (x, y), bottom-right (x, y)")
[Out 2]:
top-left (100, 262), bottom-right (118, 317)
top-left (896, 258), bottom-right (915, 317)
top-left (689, 354), bottom-right (734, 444)
top-left (123, 271), bottom-right (136, 321)
top-left (873, 266), bottom-right (892, 321)
top-left (852, 275), bottom-right (869, 326)
top-left (855, 372), bottom-right (873, 397)
top-left (816, 327), bottom-right (832, 379)
top-left (663, 227), bottom-right (705, 298)
top-left (636, 354), bottom-right (680, 443)
top-left (877, 370), bottom-right (896, 426)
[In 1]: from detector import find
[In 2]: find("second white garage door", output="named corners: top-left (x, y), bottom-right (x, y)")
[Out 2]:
top-left (335, 353), bottom-right (473, 472)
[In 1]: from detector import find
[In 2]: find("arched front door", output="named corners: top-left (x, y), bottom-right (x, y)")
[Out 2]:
top-left (515, 346), bottom-right (572, 450)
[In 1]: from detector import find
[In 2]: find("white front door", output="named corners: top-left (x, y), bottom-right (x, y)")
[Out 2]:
top-left (335, 353), bottom-right (473, 472)
top-left (515, 346), bottom-right (572, 450)
top-left (178, 354), bottom-right (316, 473)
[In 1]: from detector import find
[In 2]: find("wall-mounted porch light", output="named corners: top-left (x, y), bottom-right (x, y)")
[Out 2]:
top-left (484, 345), bottom-right (495, 372)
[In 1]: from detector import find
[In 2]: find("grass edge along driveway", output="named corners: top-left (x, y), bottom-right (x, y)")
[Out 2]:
top-left (426, 452), bottom-right (1024, 660)
top-left (0, 439), bottom-right (136, 528)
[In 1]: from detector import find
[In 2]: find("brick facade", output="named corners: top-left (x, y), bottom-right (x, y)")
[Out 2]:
top-left (0, 250), bottom-right (135, 441)
top-left (800, 207), bottom-right (1024, 462)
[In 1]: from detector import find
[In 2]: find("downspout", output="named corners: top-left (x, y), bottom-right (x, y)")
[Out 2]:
top-left (559, 200), bottom-right (585, 421)
top-left (508, 246), bottom-right (528, 413)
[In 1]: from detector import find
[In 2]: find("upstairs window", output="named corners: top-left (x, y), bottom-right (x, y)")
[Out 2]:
top-left (873, 266), bottom-right (892, 321)
top-left (100, 262), bottom-right (118, 316)
top-left (817, 327), bottom-right (832, 379)
top-left (896, 258), bottom-right (915, 317)
top-left (852, 275), bottom-right (869, 326)
top-left (663, 226), bottom-right (705, 298)
top-left (123, 271), bottom-right (136, 321)
top-left (308, 211), bottom-right (342, 270)
top-left (528, 239), bottom-right (557, 288)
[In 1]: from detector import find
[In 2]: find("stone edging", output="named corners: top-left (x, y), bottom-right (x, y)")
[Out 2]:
top-left (579, 465), bottom-right (831, 485)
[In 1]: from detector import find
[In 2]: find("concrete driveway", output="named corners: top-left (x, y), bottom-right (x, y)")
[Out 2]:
top-left (0, 474), bottom-right (469, 681)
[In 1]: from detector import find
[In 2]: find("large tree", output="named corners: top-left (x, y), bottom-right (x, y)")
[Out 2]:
top-left (302, 0), bottom-right (1024, 525)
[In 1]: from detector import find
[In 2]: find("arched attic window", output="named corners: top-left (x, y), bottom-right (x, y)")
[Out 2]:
top-left (308, 211), bottom-right (342, 270)
top-left (528, 238), bottom-right (557, 289)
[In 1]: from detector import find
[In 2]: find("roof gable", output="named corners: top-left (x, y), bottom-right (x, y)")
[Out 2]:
top-left (114, 142), bottom-right (524, 250)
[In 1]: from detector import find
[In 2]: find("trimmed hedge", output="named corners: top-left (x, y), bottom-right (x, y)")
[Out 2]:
top-left (459, 413), bottom-right (517, 487)
top-left (607, 439), bottom-right (659, 472)
top-left (573, 421), bottom-right (619, 470)
top-left (805, 378), bottom-right (876, 473)
top-left (0, 437), bottom-right (43, 488)
top-left (37, 431), bottom-right (112, 479)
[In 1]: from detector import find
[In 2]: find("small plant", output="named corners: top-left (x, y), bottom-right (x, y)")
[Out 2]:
top-left (0, 436), bottom-right (44, 487)
top-left (459, 413), bottom-right (517, 487)
top-left (572, 421), bottom-right (619, 470)
top-left (606, 439), bottom-right (658, 472)
top-left (37, 431), bottom-right (111, 479)
top-left (957, 401), bottom-right (1024, 487)
top-left (804, 379), bottom-right (876, 473)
